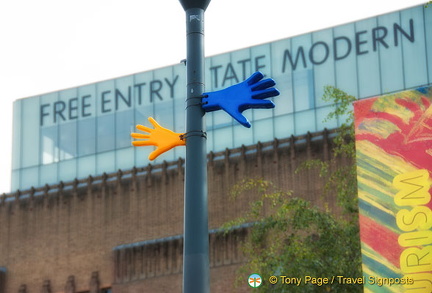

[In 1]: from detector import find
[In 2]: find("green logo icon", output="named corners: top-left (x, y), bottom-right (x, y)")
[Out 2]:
top-left (248, 274), bottom-right (262, 288)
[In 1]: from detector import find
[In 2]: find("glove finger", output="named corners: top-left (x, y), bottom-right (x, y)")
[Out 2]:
top-left (136, 124), bottom-right (152, 133)
top-left (224, 107), bottom-right (251, 128)
top-left (252, 88), bottom-right (280, 100)
top-left (235, 116), bottom-right (252, 128)
top-left (247, 99), bottom-right (275, 109)
top-left (148, 117), bottom-right (162, 129)
top-left (132, 140), bottom-right (156, 147)
top-left (130, 133), bottom-right (150, 139)
top-left (148, 149), bottom-right (162, 161)
top-left (251, 78), bottom-right (275, 91)
top-left (245, 71), bottom-right (264, 86)
top-left (148, 145), bottom-right (173, 161)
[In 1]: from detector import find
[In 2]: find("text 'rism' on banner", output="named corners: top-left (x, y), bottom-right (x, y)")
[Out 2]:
top-left (354, 86), bottom-right (432, 292)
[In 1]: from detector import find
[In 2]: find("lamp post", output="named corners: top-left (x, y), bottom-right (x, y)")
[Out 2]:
top-left (133, 2), bottom-right (278, 291)
top-left (178, 0), bottom-right (211, 292)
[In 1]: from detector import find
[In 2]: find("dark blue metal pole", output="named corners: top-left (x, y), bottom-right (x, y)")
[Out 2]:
top-left (178, 0), bottom-right (211, 292)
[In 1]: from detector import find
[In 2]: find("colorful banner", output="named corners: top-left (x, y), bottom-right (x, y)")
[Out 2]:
top-left (354, 87), bottom-right (432, 292)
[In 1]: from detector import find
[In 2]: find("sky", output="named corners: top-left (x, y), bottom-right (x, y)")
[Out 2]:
top-left (0, 0), bottom-right (427, 194)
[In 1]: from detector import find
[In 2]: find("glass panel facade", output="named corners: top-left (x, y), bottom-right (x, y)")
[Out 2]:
top-left (11, 5), bottom-right (432, 191)
top-left (59, 160), bottom-right (77, 183)
top-left (355, 18), bottom-right (382, 99)
top-left (11, 100), bottom-right (22, 170)
top-left (378, 12), bottom-right (405, 94)
top-left (40, 164), bottom-right (58, 187)
top-left (312, 28), bottom-right (336, 108)
top-left (78, 156), bottom-right (96, 179)
top-left (21, 167), bottom-right (39, 189)
top-left (78, 118), bottom-right (96, 156)
top-left (334, 23), bottom-right (359, 97)
top-left (402, 7), bottom-right (428, 88)
top-left (274, 114), bottom-right (294, 139)
top-left (21, 96), bottom-right (40, 168)
top-left (96, 81), bottom-right (116, 153)
top-left (427, 7), bottom-right (432, 83)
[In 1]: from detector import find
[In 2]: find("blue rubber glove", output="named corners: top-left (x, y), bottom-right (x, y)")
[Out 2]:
top-left (202, 71), bottom-right (280, 128)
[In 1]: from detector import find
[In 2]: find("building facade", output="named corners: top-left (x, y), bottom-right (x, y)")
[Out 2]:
top-left (1, 4), bottom-right (432, 293)
top-left (10, 4), bottom-right (432, 192)
top-left (1, 129), bottom-right (341, 292)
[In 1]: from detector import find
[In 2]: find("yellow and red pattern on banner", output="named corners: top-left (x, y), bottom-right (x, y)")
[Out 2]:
top-left (354, 87), bottom-right (432, 292)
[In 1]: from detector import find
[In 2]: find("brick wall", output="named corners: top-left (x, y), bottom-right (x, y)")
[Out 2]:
top-left (0, 267), bottom-right (6, 293)
top-left (0, 129), bottom-right (344, 292)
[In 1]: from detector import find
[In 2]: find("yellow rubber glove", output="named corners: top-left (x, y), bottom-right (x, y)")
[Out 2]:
top-left (131, 117), bottom-right (185, 160)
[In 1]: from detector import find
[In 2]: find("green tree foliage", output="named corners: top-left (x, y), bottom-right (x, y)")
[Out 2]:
top-left (222, 86), bottom-right (362, 292)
